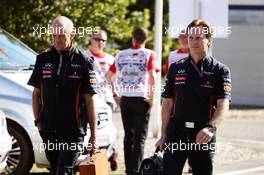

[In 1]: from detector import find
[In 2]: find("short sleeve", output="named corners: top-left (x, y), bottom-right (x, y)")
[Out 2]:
top-left (161, 63), bottom-right (176, 98)
top-left (109, 61), bottom-right (117, 73)
top-left (216, 66), bottom-right (232, 101)
top-left (150, 52), bottom-right (161, 73)
top-left (108, 54), bottom-right (115, 65)
top-left (147, 52), bottom-right (155, 71)
top-left (27, 55), bottom-right (41, 88)
top-left (80, 59), bottom-right (97, 94)
top-left (163, 60), bottom-right (169, 75)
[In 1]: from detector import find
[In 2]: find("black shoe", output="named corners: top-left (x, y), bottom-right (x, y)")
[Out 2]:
top-left (109, 152), bottom-right (118, 171)
top-left (188, 167), bottom-right (192, 173)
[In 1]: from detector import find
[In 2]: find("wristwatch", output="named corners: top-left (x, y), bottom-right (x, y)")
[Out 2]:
top-left (205, 124), bottom-right (216, 132)
top-left (34, 119), bottom-right (40, 126)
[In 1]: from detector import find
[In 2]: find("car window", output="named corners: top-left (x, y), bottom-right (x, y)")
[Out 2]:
top-left (0, 29), bottom-right (36, 71)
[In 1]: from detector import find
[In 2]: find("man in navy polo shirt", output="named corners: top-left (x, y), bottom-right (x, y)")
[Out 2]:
top-left (156, 19), bottom-right (232, 175)
top-left (28, 16), bottom-right (98, 175)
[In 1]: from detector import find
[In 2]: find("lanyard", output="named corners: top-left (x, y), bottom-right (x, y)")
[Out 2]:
top-left (190, 56), bottom-right (206, 77)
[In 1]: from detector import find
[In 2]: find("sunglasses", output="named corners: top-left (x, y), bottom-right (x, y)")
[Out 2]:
top-left (92, 37), bottom-right (106, 42)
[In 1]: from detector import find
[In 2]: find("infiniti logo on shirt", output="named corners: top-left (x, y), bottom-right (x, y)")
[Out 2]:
top-left (45, 63), bottom-right (52, 67)
top-left (177, 69), bottom-right (185, 74)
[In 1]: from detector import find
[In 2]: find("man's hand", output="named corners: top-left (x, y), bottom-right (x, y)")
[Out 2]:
top-left (195, 127), bottom-right (214, 144)
top-left (144, 98), bottom-right (153, 108)
top-left (155, 136), bottom-right (166, 152)
top-left (88, 137), bottom-right (100, 156)
top-left (36, 122), bottom-right (42, 130)
top-left (32, 88), bottom-right (42, 130)
top-left (113, 95), bottom-right (121, 106)
top-left (84, 93), bottom-right (98, 155)
top-left (155, 98), bottom-right (174, 152)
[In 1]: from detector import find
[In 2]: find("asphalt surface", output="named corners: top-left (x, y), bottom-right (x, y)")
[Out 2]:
top-left (29, 109), bottom-right (264, 174)
top-left (215, 118), bottom-right (264, 175)
top-left (112, 109), bottom-right (264, 175)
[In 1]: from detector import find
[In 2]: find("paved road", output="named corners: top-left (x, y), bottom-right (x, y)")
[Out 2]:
top-left (30, 110), bottom-right (264, 174)
top-left (112, 110), bottom-right (264, 175)
top-left (218, 118), bottom-right (264, 142)
top-left (214, 118), bottom-right (264, 175)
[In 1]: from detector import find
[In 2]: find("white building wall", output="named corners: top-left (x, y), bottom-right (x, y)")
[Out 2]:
top-left (214, 2), bottom-right (264, 106)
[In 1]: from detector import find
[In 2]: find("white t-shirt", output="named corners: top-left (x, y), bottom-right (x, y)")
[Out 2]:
top-left (86, 50), bottom-right (115, 77)
top-left (110, 47), bottom-right (155, 98)
top-left (168, 49), bottom-right (189, 67)
top-left (87, 50), bottom-right (115, 103)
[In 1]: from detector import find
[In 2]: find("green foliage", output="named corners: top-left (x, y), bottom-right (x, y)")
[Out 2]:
top-left (0, 0), bottom-right (150, 53)
top-left (0, 0), bottom-right (177, 66)
top-left (162, 0), bottom-right (179, 62)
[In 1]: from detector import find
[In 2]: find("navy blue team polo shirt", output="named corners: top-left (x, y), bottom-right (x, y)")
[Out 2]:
top-left (162, 55), bottom-right (231, 121)
top-left (28, 47), bottom-right (97, 136)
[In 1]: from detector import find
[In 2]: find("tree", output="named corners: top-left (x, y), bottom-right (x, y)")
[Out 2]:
top-left (128, 0), bottom-right (179, 72)
top-left (0, 0), bottom-right (178, 74)
top-left (0, 0), bottom-right (150, 53)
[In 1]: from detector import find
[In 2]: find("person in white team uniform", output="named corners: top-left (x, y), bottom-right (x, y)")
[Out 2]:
top-left (105, 27), bottom-right (156, 175)
top-left (163, 30), bottom-right (189, 75)
top-left (86, 30), bottom-right (119, 171)
top-left (86, 30), bottom-right (115, 110)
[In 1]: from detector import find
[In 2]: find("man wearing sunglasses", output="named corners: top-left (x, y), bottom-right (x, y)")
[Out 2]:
top-left (86, 30), bottom-right (118, 170)
top-left (87, 30), bottom-right (115, 110)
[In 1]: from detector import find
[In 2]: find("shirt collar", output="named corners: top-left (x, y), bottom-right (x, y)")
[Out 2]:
top-left (132, 44), bottom-right (144, 49)
top-left (90, 50), bottom-right (105, 58)
top-left (177, 48), bottom-right (190, 53)
top-left (189, 55), bottom-right (208, 64)
top-left (51, 46), bottom-right (74, 55)
top-left (188, 55), bottom-right (210, 74)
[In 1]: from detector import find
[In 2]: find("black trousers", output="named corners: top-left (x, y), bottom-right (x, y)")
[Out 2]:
top-left (163, 118), bottom-right (216, 175)
top-left (39, 132), bottom-right (83, 175)
top-left (120, 97), bottom-right (150, 175)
